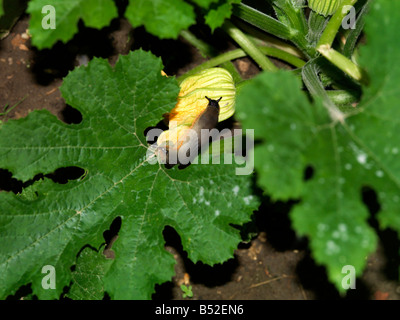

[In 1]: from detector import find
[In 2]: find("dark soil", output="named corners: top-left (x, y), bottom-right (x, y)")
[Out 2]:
top-left (1, 15), bottom-right (400, 300)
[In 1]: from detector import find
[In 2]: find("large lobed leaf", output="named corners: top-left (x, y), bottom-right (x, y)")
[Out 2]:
top-left (0, 50), bottom-right (258, 299)
top-left (235, 0), bottom-right (400, 293)
top-left (204, 0), bottom-right (242, 32)
top-left (27, 0), bottom-right (118, 49)
top-left (125, 0), bottom-right (241, 37)
top-left (125, 0), bottom-right (195, 39)
top-left (27, 0), bottom-right (240, 48)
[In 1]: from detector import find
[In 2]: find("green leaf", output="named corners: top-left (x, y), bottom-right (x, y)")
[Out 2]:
top-left (125, 0), bottom-right (195, 39)
top-left (232, 2), bottom-right (292, 40)
top-left (237, 70), bottom-right (376, 294)
top-left (125, 0), bottom-right (240, 38)
top-left (235, 1), bottom-right (400, 293)
top-left (204, 0), bottom-right (241, 32)
top-left (27, 0), bottom-right (241, 46)
top-left (27, 0), bottom-right (118, 49)
top-left (0, 50), bottom-right (258, 299)
top-left (192, 0), bottom-right (219, 8)
top-left (0, 0), bottom-right (4, 17)
top-left (67, 246), bottom-right (113, 300)
top-left (356, 0), bottom-right (400, 233)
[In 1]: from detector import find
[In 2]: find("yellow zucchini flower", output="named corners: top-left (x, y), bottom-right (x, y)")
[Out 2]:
top-left (157, 68), bottom-right (236, 156)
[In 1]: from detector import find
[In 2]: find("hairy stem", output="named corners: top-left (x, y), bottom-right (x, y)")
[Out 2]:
top-left (222, 20), bottom-right (278, 72)
top-left (234, 18), bottom-right (306, 59)
top-left (178, 46), bottom-right (305, 83)
top-left (318, 45), bottom-right (366, 83)
top-left (316, 0), bottom-right (367, 83)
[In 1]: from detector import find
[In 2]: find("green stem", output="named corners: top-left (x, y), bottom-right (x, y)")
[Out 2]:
top-left (316, 0), bottom-right (366, 83)
top-left (179, 29), bottom-right (242, 83)
top-left (318, 44), bottom-right (366, 83)
top-left (317, 0), bottom-right (359, 48)
top-left (178, 46), bottom-right (305, 83)
top-left (0, 96), bottom-right (27, 116)
top-left (232, 2), bottom-right (292, 40)
top-left (234, 18), bottom-right (306, 59)
top-left (302, 60), bottom-right (345, 123)
top-left (253, 46), bottom-right (306, 68)
top-left (222, 20), bottom-right (278, 72)
top-left (179, 29), bottom-right (217, 57)
top-left (272, 0), bottom-right (314, 57)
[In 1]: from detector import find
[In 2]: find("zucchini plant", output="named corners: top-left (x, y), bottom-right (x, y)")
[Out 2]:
top-left (1, 0), bottom-right (399, 298)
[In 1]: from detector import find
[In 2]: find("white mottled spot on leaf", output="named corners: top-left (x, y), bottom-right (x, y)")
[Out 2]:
top-left (344, 163), bottom-right (352, 170)
top-left (238, 112), bottom-right (247, 119)
top-left (326, 240), bottom-right (340, 254)
top-left (375, 170), bottom-right (384, 178)
top-left (243, 195), bottom-right (253, 205)
top-left (357, 153), bottom-right (367, 165)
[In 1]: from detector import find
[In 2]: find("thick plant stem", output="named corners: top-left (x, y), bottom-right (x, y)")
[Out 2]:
top-left (178, 46), bottom-right (305, 83)
top-left (316, 0), bottom-right (366, 83)
top-left (302, 60), bottom-right (345, 123)
top-left (245, 46), bottom-right (305, 68)
top-left (232, 2), bottom-right (292, 40)
top-left (272, 0), bottom-right (314, 57)
top-left (318, 45), bottom-right (366, 83)
top-left (317, 0), bottom-right (358, 48)
top-left (222, 20), bottom-right (278, 72)
top-left (235, 19), bottom-right (306, 59)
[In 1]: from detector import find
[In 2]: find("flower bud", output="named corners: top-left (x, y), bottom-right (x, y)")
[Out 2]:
top-left (308, 0), bottom-right (343, 16)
